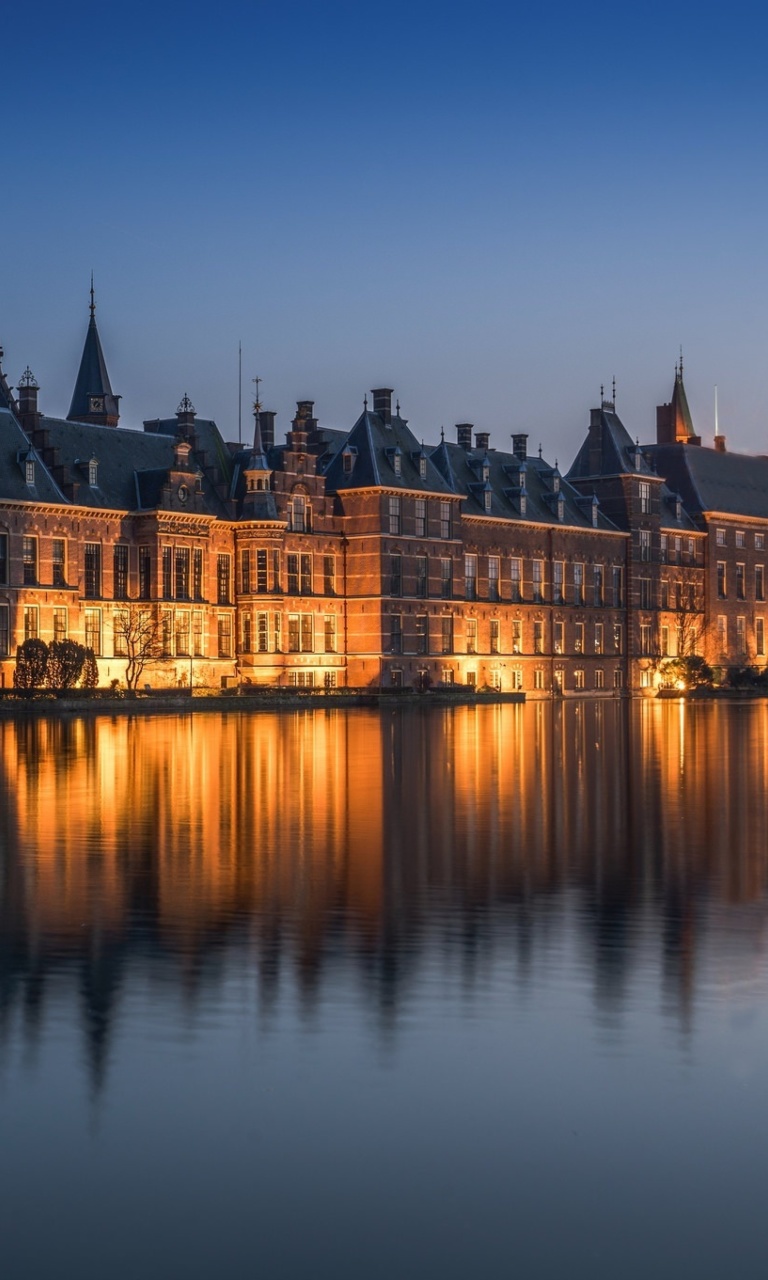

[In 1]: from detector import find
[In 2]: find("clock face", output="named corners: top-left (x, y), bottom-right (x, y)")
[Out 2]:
top-left (89, 396), bottom-right (105, 413)
top-left (178, 484), bottom-right (190, 505)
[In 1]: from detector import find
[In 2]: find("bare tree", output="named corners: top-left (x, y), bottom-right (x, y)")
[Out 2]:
top-left (113, 606), bottom-right (162, 691)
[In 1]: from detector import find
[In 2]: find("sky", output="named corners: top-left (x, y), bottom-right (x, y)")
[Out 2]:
top-left (4, 0), bottom-right (768, 465)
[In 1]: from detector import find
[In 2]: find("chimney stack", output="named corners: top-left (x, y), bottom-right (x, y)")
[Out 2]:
top-left (714, 434), bottom-right (726, 453)
top-left (17, 367), bottom-right (39, 429)
top-left (511, 433), bottom-right (528, 461)
top-left (456, 423), bottom-right (473, 450)
top-left (176, 393), bottom-right (197, 437)
top-left (372, 388), bottom-right (393, 425)
top-left (259, 410), bottom-right (276, 452)
top-left (475, 431), bottom-right (490, 451)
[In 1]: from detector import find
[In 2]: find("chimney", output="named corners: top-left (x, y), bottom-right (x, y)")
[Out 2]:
top-left (296, 400), bottom-right (314, 423)
top-left (17, 367), bottom-right (39, 429)
top-left (456, 423), bottom-right (473, 450)
top-left (475, 431), bottom-right (490, 451)
top-left (512, 433), bottom-right (528, 461)
top-left (714, 434), bottom-right (726, 453)
top-left (259, 410), bottom-right (276, 452)
top-left (372, 388), bottom-right (393, 425)
top-left (588, 409), bottom-right (603, 475)
top-left (176, 393), bottom-right (197, 437)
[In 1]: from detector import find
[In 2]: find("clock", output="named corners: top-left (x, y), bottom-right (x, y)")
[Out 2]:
top-left (89, 396), bottom-right (105, 413)
top-left (178, 484), bottom-right (190, 505)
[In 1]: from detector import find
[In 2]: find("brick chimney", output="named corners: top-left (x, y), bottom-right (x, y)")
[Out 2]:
top-left (475, 431), bottom-right (490, 451)
top-left (372, 389), bottom-right (393, 425)
top-left (512, 433), bottom-right (528, 461)
top-left (456, 423), bottom-right (473, 450)
top-left (259, 410), bottom-right (276, 452)
top-left (176, 393), bottom-right (197, 438)
top-left (17, 367), bottom-right (40, 432)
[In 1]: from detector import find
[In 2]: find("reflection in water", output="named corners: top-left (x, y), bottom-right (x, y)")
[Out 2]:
top-left (2, 702), bottom-right (768, 1090)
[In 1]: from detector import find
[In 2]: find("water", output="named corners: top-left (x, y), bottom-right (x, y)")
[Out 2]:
top-left (1, 701), bottom-right (768, 1279)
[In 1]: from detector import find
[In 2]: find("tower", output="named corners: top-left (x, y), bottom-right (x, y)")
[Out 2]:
top-left (67, 279), bottom-right (121, 427)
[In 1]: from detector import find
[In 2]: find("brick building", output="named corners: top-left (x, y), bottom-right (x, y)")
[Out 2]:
top-left (0, 302), bottom-right (765, 694)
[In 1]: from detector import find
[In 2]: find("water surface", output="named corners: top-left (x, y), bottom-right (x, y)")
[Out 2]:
top-left (2, 702), bottom-right (768, 1279)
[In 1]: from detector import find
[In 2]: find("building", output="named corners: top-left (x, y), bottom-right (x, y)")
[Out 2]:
top-left (0, 300), bottom-right (766, 694)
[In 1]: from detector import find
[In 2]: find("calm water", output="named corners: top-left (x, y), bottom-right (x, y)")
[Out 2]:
top-left (2, 702), bottom-right (768, 1279)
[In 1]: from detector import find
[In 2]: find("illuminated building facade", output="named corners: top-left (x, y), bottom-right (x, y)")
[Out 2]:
top-left (0, 305), bottom-right (764, 694)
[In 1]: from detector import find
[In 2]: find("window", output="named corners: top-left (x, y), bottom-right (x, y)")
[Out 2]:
top-left (324, 671), bottom-right (337, 689)
top-left (464, 555), bottom-right (477, 600)
top-left (532, 560), bottom-right (544, 603)
top-left (390, 613), bottom-right (403, 654)
top-left (139, 546), bottom-right (152, 600)
top-left (466, 669), bottom-right (477, 689)
top-left (25, 458), bottom-right (35, 486)
top-left (419, 455), bottom-right (427, 480)
top-left (660, 534), bottom-right (668, 563)
top-left (612, 566), bottom-right (624, 608)
top-left (163, 611), bottom-right (174, 659)
top-left (0, 604), bottom-right (9, 657)
top-left (112, 545), bottom-right (128, 599)
top-left (673, 536), bottom-right (682, 564)
top-left (512, 620), bottom-right (522, 653)
top-left (271, 550), bottom-right (281, 593)
top-left (88, 458), bottom-right (98, 487)
top-left (290, 495), bottom-right (309, 533)
top-left (257, 612), bottom-right (269, 653)
top-left (23, 606), bottom-right (38, 641)
top-left (736, 616), bottom-right (746, 654)
top-left (613, 623), bottom-right (623, 653)
top-left (324, 555), bottom-right (336, 595)
top-left (288, 671), bottom-right (315, 688)
top-left (53, 608), bottom-right (67, 643)
top-left (593, 564), bottom-right (604, 606)
top-left (440, 501), bottom-right (451, 539)
top-left (661, 625), bottom-right (669, 656)
top-left (575, 621), bottom-right (584, 654)
top-left (595, 622), bottom-right (604, 654)
top-left (613, 668), bottom-right (623, 689)
top-left (440, 558), bottom-right (453, 599)
top-left (466, 618), bottom-right (477, 654)
top-left (756, 533), bottom-right (765, 551)
top-left (176, 611), bottom-right (190, 656)
top-left (257, 549), bottom-right (269, 593)
top-left (757, 565), bottom-right (765, 601)
top-left (639, 529), bottom-right (651, 562)
top-left (736, 563), bottom-right (746, 600)
top-left (717, 562), bottom-right (727, 598)
top-left (736, 530), bottom-right (745, 548)
top-left (716, 528), bottom-right (726, 546)
top-left (553, 561), bottom-right (564, 604)
top-left (717, 615), bottom-right (727, 655)
top-left (416, 614), bottom-right (429, 654)
top-left (162, 546), bottom-right (172, 598)
top-left (217, 614), bottom-right (233, 657)
top-left (240, 549), bottom-right (251, 594)
top-left (241, 613), bottom-right (251, 654)
top-left (640, 624), bottom-right (652, 655)
top-left (23, 536), bottom-right (37, 585)
top-left (574, 562), bottom-right (584, 605)
top-left (441, 615), bottom-right (453, 654)
top-left (639, 578), bottom-right (652, 610)
top-left (84, 543), bottom-right (101, 597)
top-left (595, 669), bottom-right (605, 690)
top-left (390, 553), bottom-right (402, 597)
top-left (510, 668), bottom-right (522, 691)
top-left (574, 669), bottom-right (585, 690)
top-left (193, 548), bottom-right (204, 599)
top-left (193, 611), bottom-right (204, 656)
top-left (301, 614), bottom-right (314, 652)
top-left (675, 580), bottom-right (683, 610)
top-left (534, 668), bottom-right (545, 690)
top-left (757, 617), bottom-right (765, 657)
top-left (510, 558), bottom-right (522, 603)
top-left (324, 615), bottom-right (337, 653)
top-left (490, 618), bottom-right (500, 654)
top-left (533, 621), bottom-right (544, 654)
top-left (639, 481), bottom-right (651, 514)
top-left (488, 556), bottom-right (500, 601)
top-left (287, 553), bottom-right (299, 595)
top-left (217, 554), bottom-right (231, 604)
top-left (687, 539), bottom-right (695, 561)
top-left (300, 553), bottom-right (312, 594)
top-left (660, 579), bottom-right (669, 610)
top-left (441, 667), bottom-right (455, 685)
top-left (392, 451), bottom-right (401, 478)
top-left (174, 548), bottom-right (190, 600)
top-left (415, 556), bottom-right (428, 598)
top-left (84, 607), bottom-right (101, 655)
top-left (554, 620), bottom-right (564, 653)
top-left (0, 533), bottom-right (7, 586)
top-left (415, 499), bottom-right (427, 537)
top-left (52, 539), bottom-right (66, 587)
top-left (388, 497), bottom-right (401, 535)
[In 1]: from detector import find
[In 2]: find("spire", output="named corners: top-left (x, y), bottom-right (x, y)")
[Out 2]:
top-left (243, 376), bottom-right (272, 496)
top-left (656, 355), bottom-right (700, 446)
top-left (67, 281), bottom-right (120, 426)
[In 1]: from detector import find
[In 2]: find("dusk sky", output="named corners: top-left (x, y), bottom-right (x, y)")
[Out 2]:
top-left (4, 0), bottom-right (768, 463)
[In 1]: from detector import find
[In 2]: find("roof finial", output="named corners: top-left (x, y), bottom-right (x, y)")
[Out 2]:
top-left (364, 393), bottom-right (368, 410)
top-left (600, 383), bottom-right (604, 402)
top-left (252, 375), bottom-right (262, 413)
top-left (396, 398), bottom-right (400, 416)
top-left (440, 424), bottom-right (445, 443)
top-left (612, 375), bottom-right (616, 405)
top-left (538, 442), bottom-right (543, 458)
top-left (679, 345), bottom-right (684, 379)
top-left (89, 272), bottom-right (95, 320)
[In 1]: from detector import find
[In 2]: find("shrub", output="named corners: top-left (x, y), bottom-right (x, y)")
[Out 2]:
top-left (13, 639), bottom-right (49, 696)
top-left (46, 639), bottom-right (86, 694)
top-left (81, 648), bottom-right (99, 689)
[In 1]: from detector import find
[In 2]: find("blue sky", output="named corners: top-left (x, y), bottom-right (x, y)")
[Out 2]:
top-left (4, 0), bottom-right (768, 463)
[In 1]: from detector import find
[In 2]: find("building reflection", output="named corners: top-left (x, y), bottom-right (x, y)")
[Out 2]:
top-left (2, 701), bottom-right (768, 1087)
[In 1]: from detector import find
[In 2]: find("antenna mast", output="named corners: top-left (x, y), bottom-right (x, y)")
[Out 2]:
top-left (238, 342), bottom-right (242, 445)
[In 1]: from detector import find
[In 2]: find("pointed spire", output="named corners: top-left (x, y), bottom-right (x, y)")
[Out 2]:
top-left (67, 282), bottom-right (120, 426)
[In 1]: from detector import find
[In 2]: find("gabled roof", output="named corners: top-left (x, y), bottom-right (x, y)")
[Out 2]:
top-left (0, 409), bottom-right (67, 504)
top-left (67, 306), bottom-right (120, 424)
top-left (568, 406), bottom-right (657, 480)
top-left (323, 408), bottom-right (453, 494)
top-left (649, 443), bottom-right (768, 521)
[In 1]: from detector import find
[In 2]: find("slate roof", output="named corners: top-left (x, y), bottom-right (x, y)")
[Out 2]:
top-left (67, 311), bottom-right (120, 423)
top-left (649, 443), bottom-right (768, 521)
top-left (432, 438), bottom-right (618, 530)
top-left (0, 409), bottom-right (68, 504)
top-left (568, 407), bottom-right (657, 479)
top-left (323, 409), bottom-right (454, 495)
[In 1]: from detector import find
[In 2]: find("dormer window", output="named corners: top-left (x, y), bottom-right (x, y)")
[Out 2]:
top-left (553, 474), bottom-right (560, 493)
top-left (520, 489), bottom-right (527, 517)
top-left (394, 453), bottom-right (401, 477)
top-left (88, 457), bottom-right (98, 487)
top-left (557, 494), bottom-right (565, 522)
top-left (419, 455), bottom-right (427, 480)
top-left (482, 461), bottom-right (490, 483)
top-left (592, 498), bottom-right (599, 528)
top-left (484, 489), bottom-right (492, 514)
top-left (342, 447), bottom-right (357, 475)
top-left (25, 458), bottom-right (35, 486)
top-left (676, 496), bottom-right (682, 522)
